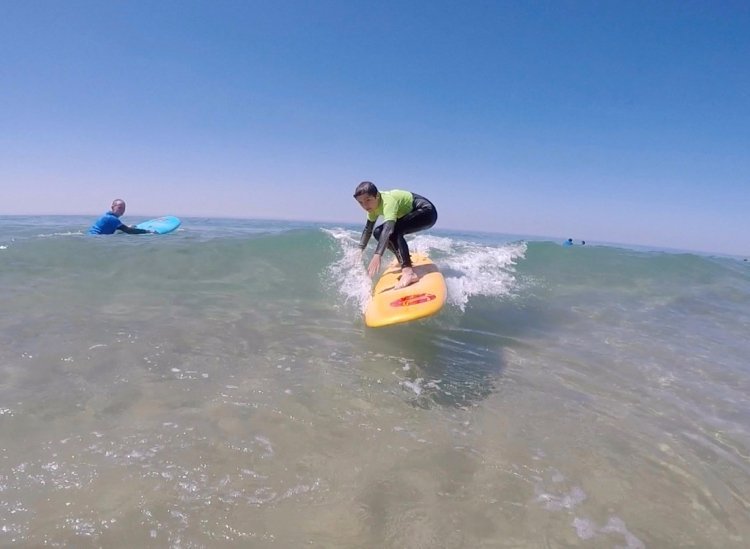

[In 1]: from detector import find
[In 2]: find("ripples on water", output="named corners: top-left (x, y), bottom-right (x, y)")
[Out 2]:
top-left (0, 217), bottom-right (748, 546)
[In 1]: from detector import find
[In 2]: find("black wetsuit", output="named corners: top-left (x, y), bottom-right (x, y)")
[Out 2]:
top-left (358, 193), bottom-right (437, 268)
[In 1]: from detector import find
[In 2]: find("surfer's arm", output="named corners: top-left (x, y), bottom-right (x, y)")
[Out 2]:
top-left (365, 220), bottom-right (395, 277)
top-left (118, 225), bottom-right (154, 235)
top-left (358, 220), bottom-right (375, 250)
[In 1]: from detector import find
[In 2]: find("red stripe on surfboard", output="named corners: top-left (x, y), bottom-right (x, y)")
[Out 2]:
top-left (389, 293), bottom-right (437, 307)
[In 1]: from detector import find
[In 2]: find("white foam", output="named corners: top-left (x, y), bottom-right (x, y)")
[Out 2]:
top-left (572, 517), bottom-right (597, 539)
top-left (323, 228), bottom-right (374, 312)
top-left (444, 241), bottom-right (526, 310)
top-left (601, 517), bottom-right (645, 549)
top-left (400, 378), bottom-right (424, 395)
top-left (535, 485), bottom-right (586, 511)
top-left (37, 231), bottom-right (83, 238)
top-left (254, 435), bottom-right (274, 458)
top-left (324, 228), bottom-right (526, 313)
top-left (572, 516), bottom-right (645, 548)
top-left (408, 234), bottom-right (455, 254)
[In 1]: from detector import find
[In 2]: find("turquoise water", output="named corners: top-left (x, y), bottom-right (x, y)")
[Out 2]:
top-left (1, 215), bottom-right (748, 547)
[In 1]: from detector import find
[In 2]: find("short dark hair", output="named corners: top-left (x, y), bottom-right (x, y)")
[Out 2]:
top-left (353, 181), bottom-right (378, 198)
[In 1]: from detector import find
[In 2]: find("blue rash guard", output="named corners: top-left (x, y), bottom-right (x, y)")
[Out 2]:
top-left (88, 212), bottom-right (124, 235)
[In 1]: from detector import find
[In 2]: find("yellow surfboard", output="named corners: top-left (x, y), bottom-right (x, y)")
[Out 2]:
top-left (365, 253), bottom-right (447, 327)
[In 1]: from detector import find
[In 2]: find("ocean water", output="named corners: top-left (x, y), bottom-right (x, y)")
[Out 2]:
top-left (1, 215), bottom-right (748, 548)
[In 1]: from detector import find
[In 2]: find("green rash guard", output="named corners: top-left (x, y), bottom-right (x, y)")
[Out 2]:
top-left (367, 190), bottom-right (414, 222)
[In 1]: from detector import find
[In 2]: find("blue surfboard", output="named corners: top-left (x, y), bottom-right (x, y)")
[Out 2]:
top-left (135, 216), bottom-right (181, 234)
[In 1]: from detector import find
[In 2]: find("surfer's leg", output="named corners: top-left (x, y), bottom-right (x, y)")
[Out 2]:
top-left (390, 232), bottom-right (418, 288)
top-left (391, 233), bottom-right (412, 268)
top-left (391, 195), bottom-right (437, 288)
top-left (387, 241), bottom-right (403, 266)
top-left (399, 194), bottom-right (438, 236)
top-left (374, 223), bottom-right (403, 266)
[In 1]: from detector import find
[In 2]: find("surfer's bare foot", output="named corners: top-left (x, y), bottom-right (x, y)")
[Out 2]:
top-left (394, 268), bottom-right (418, 289)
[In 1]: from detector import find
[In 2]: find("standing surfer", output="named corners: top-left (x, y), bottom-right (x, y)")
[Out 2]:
top-left (354, 181), bottom-right (437, 289)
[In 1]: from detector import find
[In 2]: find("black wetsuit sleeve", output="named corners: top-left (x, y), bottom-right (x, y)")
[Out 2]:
top-left (118, 224), bottom-right (151, 235)
top-left (359, 220), bottom-right (375, 249)
top-left (373, 220), bottom-right (395, 256)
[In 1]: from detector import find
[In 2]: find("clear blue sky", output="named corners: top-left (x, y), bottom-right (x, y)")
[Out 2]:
top-left (2, 1), bottom-right (748, 255)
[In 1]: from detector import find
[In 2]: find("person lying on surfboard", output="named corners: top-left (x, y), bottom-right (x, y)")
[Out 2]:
top-left (88, 199), bottom-right (155, 235)
top-left (354, 181), bottom-right (438, 289)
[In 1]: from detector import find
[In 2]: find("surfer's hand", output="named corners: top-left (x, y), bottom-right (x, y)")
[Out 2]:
top-left (367, 254), bottom-right (381, 278)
